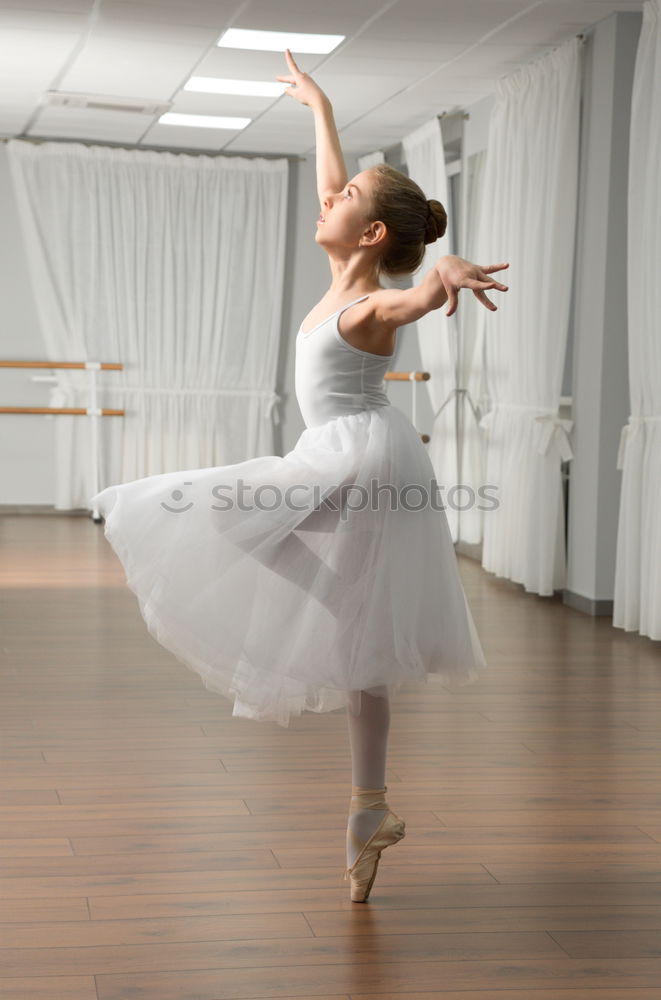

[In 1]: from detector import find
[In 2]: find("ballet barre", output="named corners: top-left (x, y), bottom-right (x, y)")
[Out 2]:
top-left (0, 359), bottom-right (124, 518)
top-left (384, 370), bottom-right (431, 444)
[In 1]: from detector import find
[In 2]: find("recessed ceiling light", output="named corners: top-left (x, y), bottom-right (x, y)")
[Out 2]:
top-left (185, 77), bottom-right (288, 98)
top-left (217, 28), bottom-right (344, 54)
top-left (158, 112), bottom-right (251, 130)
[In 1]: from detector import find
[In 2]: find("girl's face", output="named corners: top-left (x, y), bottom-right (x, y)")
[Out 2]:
top-left (316, 169), bottom-right (378, 250)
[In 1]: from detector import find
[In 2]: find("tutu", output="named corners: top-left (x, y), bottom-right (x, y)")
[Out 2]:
top-left (90, 294), bottom-right (487, 726)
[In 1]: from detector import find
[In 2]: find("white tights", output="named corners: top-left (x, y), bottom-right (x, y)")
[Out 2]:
top-left (346, 685), bottom-right (391, 867)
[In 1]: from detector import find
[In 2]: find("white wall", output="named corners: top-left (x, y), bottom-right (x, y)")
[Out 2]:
top-left (0, 144), bottom-right (58, 503)
top-left (565, 11), bottom-right (641, 612)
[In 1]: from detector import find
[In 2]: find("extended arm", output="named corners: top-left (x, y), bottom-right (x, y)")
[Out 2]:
top-left (372, 267), bottom-right (449, 329)
top-left (371, 255), bottom-right (509, 327)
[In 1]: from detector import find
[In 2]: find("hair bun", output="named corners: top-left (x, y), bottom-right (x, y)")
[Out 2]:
top-left (423, 198), bottom-right (448, 245)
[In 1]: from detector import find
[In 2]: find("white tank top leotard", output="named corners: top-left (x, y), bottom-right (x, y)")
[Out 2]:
top-left (294, 295), bottom-right (395, 429)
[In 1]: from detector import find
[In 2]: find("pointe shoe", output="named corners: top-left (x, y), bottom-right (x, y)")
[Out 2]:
top-left (343, 785), bottom-right (406, 902)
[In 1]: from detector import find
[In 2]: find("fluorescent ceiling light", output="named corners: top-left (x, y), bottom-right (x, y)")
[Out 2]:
top-left (158, 112), bottom-right (251, 129)
top-left (217, 28), bottom-right (344, 54)
top-left (185, 77), bottom-right (288, 98)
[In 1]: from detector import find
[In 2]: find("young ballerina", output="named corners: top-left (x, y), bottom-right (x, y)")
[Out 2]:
top-left (89, 48), bottom-right (509, 903)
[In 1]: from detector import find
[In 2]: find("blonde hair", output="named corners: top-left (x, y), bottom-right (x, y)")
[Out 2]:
top-left (367, 164), bottom-right (447, 278)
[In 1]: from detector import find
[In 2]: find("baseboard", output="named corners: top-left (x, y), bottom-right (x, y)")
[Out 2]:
top-left (455, 543), bottom-right (611, 615)
top-left (0, 505), bottom-right (88, 516)
top-left (455, 538), bottom-right (483, 562)
top-left (562, 589), bottom-right (614, 617)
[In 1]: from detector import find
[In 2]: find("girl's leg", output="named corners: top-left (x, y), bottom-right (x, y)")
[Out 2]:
top-left (346, 684), bottom-right (391, 868)
top-left (235, 529), bottom-right (342, 614)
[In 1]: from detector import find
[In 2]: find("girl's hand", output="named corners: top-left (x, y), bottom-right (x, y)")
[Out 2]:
top-left (276, 48), bottom-right (329, 110)
top-left (437, 255), bottom-right (509, 316)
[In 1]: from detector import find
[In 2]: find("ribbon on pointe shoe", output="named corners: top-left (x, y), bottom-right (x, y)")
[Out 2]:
top-left (344, 784), bottom-right (388, 877)
top-left (343, 785), bottom-right (405, 893)
top-left (344, 785), bottom-right (386, 882)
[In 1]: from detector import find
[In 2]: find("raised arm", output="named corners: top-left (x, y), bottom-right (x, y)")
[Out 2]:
top-left (311, 100), bottom-right (347, 205)
top-left (275, 51), bottom-right (510, 320)
top-left (276, 49), bottom-right (346, 206)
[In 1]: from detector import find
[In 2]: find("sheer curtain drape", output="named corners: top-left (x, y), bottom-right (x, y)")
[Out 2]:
top-left (7, 140), bottom-right (288, 510)
top-left (613, 0), bottom-right (661, 639)
top-left (402, 119), bottom-right (461, 541)
top-left (457, 148), bottom-right (489, 545)
top-left (475, 37), bottom-right (582, 595)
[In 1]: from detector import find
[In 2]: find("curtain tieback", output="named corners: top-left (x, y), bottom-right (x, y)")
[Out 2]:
top-left (478, 404), bottom-right (574, 461)
top-left (478, 409), bottom-right (494, 432)
top-left (616, 414), bottom-right (661, 470)
top-left (265, 391), bottom-right (282, 426)
top-left (533, 414), bottom-right (574, 461)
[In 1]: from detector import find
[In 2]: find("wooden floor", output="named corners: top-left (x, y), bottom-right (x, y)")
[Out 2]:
top-left (1, 512), bottom-right (661, 1000)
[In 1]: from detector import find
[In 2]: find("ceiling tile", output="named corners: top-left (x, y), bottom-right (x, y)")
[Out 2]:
top-left (102, 0), bottom-right (237, 29)
top-left (61, 38), bottom-right (206, 100)
top-left (0, 25), bottom-right (82, 92)
top-left (0, 1), bottom-right (91, 12)
top-left (229, 0), bottom-right (386, 33)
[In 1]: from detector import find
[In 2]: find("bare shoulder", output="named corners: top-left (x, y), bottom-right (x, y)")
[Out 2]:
top-left (338, 293), bottom-right (397, 357)
top-left (339, 286), bottom-right (433, 354)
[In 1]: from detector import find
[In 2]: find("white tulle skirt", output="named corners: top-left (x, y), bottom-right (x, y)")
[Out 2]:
top-left (90, 404), bottom-right (487, 727)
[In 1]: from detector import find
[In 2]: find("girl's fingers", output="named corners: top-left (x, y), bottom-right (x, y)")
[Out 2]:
top-left (474, 289), bottom-right (497, 310)
top-left (472, 276), bottom-right (508, 291)
top-left (443, 278), bottom-right (504, 315)
top-left (285, 48), bottom-right (300, 73)
top-left (465, 278), bottom-right (505, 291)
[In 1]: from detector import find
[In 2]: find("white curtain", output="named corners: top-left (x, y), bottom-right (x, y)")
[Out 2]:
top-left (613, 0), bottom-right (661, 640)
top-left (402, 118), bottom-right (461, 540)
top-left (457, 148), bottom-right (489, 545)
top-left (7, 140), bottom-right (288, 510)
top-left (475, 37), bottom-right (582, 595)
